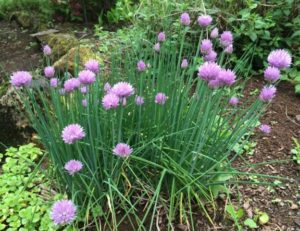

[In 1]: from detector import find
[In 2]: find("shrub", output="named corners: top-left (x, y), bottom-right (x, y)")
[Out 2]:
top-left (13, 13), bottom-right (290, 229)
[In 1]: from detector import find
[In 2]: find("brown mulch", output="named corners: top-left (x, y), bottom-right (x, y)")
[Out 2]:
top-left (231, 78), bottom-right (300, 230)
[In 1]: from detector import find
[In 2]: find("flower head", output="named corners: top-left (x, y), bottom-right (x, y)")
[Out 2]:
top-left (50, 78), bottom-right (58, 88)
top-left (104, 82), bottom-right (111, 92)
top-left (229, 96), bottom-right (239, 106)
top-left (259, 85), bottom-right (277, 102)
top-left (267, 49), bottom-right (292, 69)
top-left (224, 44), bottom-right (233, 54)
top-left (78, 70), bottom-right (96, 85)
top-left (43, 45), bottom-right (52, 56)
top-left (198, 62), bottom-right (221, 81)
top-left (135, 96), bottom-right (144, 105)
top-left (220, 31), bottom-right (233, 47)
top-left (82, 99), bottom-right (88, 107)
top-left (50, 200), bottom-right (76, 225)
top-left (64, 160), bottom-right (83, 175)
top-left (102, 93), bottom-right (120, 110)
top-left (10, 71), bottom-right (32, 87)
top-left (200, 39), bottom-right (213, 54)
top-left (61, 124), bottom-right (85, 144)
top-left (111, 82), bottom-right (134, 98)
top-left (181, 59), bottom-right (188, 69)
top-left (264, 66), bottom-right (280, 82)
top-left (208, 79), bottom-right (220, 89)
top-left (84, 59), bottom-right (100, 73)
top-left (154, 43), bottom-right (160, 52)
top-left (204, 50), bottom-right (217, 62)
top-left (155, 92), bottom-right (167, 104)
top-left (210, 28), bottom-right (219, 39)
top-left (259, 124), bottom-right (271, 134)
top-left (64, 78), bottom-right (80, 92)
top-left (44, 66), bottom-right (55, 78)
top-left (157, 32), bottom-right (166, 42)
top-left (197, 15), bottom-right (212, 27)
top-left (137, 60), bottom-right (147, 72)
top-left (218, 69), bottom-right (236, 86)
top-left (80, 86), bottom-right (88, 94)
top-left (180, 12), bottom-right (190, 26)
top-left (113, 143), bottom-right (133, 157)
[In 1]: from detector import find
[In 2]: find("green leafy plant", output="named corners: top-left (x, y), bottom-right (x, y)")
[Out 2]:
top-left (0, 144), bottom-right (61, 230)
top-left (291, 137), bottom-right (300, 165)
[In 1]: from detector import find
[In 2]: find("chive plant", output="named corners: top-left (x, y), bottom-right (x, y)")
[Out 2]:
top-left (10, 12), bottom-right (291, 230)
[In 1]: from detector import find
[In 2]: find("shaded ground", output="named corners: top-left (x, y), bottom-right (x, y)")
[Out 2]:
top-left (0, 21), bottom-right (42, 152)
top-left (230, 79), bottom-right (300, 230)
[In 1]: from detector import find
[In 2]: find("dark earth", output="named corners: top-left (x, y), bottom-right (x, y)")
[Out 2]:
top-left (0, 21), bottom-right (299, 230)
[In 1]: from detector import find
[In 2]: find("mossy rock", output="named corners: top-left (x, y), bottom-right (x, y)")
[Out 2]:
top-left (10, 11), bottom-right (41, 29)
top-left (38, 33), bottom-right (79, 60)
top-left (54, 47), bottom-right (103, 75)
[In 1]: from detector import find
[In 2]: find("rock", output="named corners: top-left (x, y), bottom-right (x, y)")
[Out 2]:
top-left (54, 47), bottom-right (103, 75)
top-left (37, 33), bottom-right (79, 59)
top-left (10, 11), bottom-right (41, 30)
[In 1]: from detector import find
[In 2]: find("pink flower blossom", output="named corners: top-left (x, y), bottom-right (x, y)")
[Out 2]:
top-left (135, 96), bottom-right (144, 105)
top-left (78, 70), bottom-right (96, 85)
top-left (102, 93), bottom-right (120, 110)
top-left (229, 97), bottom-right (239, 106)
top-left (259, 124), bottom-right (271, 134)
top-left (44, 66), bottom-right (55, 78)
top-left (204, 50), bottom-right (217, 62)
top-left (64, 160), bottom-right (83, 175)
top-left (10, 71), bottom-right (32, 87)
top-left (180, 12), bottom-right (190, 26)
top-left (210, 28), bottom-right (219, 39)
top-left (50, 200), bottom-right (76, 225)
top-left (111, 82), bottom-right (134, 98)
top-left (61, 124), bottom-right (85, 144)
top-left (64, 78), bottom-right (80, 92)
top-left (154, 43), bottom-right (160, 52)
top-left (220, 31), bottom-right (233, 47)
top-left (218, 69), bottom-right (236, 86)
top-left (157, 32), bottom-right (166, 42)
top-left (137, 60), bottom-right (147, 72)
top-left (198, 62), bottom-right (221, 82)
top-left (84, 59), bottom-right (100, 73)
top-left (181, 59), bottom-right (188, 69)
top-left (197, 15), bottom-right (212, 27)
top-left (200, 39), bottom-right (213, 54)
top-left (267, 49), bottom-right (292, 69)
top-left (113, 143), bottom-right (133, 157)
top-left (264, 66), bottom-right (280, 82)
top-left (259, 85), bottom-right (277, 102)
top-left (155, 92), bottom-right (167, 104)
top-left (50, 78), bottom-right (58, 88)
top-left (43, 45), bottom-right (52, 56)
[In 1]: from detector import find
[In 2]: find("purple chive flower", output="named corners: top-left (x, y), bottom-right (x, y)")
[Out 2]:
top-left (218, 69), bottom-right (236, 86)
top-left (210, 28), bottom-right (219, 39)
top-left (154, 43), bottom-right (160, 52)
top-left (200, 39), bottom-right (213, 54)
top-left (113, 143), bottom-right (133, 157)
top-left (180, 12), bottom-right (190, 26)
top-left (259, 85), bottom-right (277, 102)
top-left (204, 50), bottom-right (217, 62)
top-left (64, 160), bottom-right (83, 175)
top-left (137, 60), bottom-right (147, 72)
top-left (229, 96), bottom-right (239, 106)
top-left (104, 82), bottom-right (111, 92)
top-left (44, 66), bottom-right (55, 78)
top-left (135, 96), bottom-right (144, 105)
top-left (197, 15), bottom-right (213, 27)
top-left (50, 78), bottom-right (58, 88)
top-left (267, 49), bottom-right (292, 69)
top-left (64, 78), bottom-right (80, 92)
top-left (82, 99), bottom-right (88, 107)
top-left (102, 93), bottom-right (120, 110)
top-left (80, 86), bottom-right (88, 94)
top-left (198, 62), bottom-right (221, 81)
top-left (181, 59), bottom-right (188, 69)
top-left (111, 82), bottom-right (134, 98)
top-left (78, 70), bottom-right (96, 85)
top-left (259, 124), bottom-right (271, 134)
top-left (59, 89), bottom-right (65, 95)
top-left (224, 44), bottom-right (233, 54)
top-left (264, 66), bottom-right (280, 82)
top-left (155, 92), bottom-right (167, 105)
top-left (84, 59), bottom-right (100, 73)
top-left (208, 79), bottom-right (220, 89)
top-left (50, 200), bottom-right (76, 225)
top-left (157, 32), bottom-right (166, 42)
top-left (43, 45), bottom-right (52, 56)
top-left (220, 31), bottom-right (233, 47)
top-left (61, 124), bottom-right (85, 144)
top-left (10, 71), bottom-right (32, 87)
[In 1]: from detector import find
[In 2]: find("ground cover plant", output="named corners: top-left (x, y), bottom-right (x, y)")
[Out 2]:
top-left (10, 12), bottom-right (292, 230)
